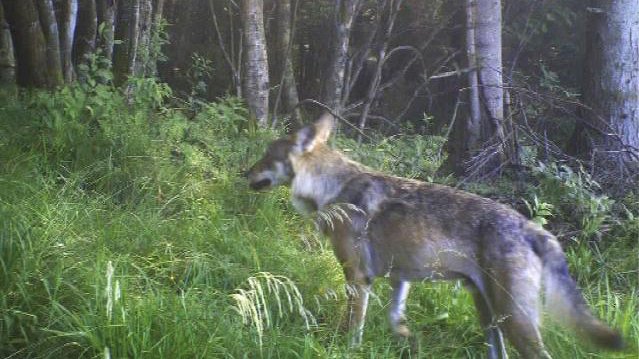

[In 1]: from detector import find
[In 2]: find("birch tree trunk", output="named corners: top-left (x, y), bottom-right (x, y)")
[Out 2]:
top-left (36, 0), bottom-right (63, 86)
top-left (73, 0), bottom-right (97, 77)
top-left (322, 0), bottom-right (360, 114)
top-left (96, 0), bottom-right (115, 66)
top-left (113, 0), bottom-right (140, 86)
top-left (442, 0), bottom-right (504, 177)
top-left (0, 2), bottom-right (15, 84)
top-left (571, 0), bottom-right (639, 173)
top-left (465, 0), bottom-right (481, 151)
top-left (273, 0), bottom-right (301, 124)
top-left (472, 0), bottom-right (505, 175)
top-left (241, 0), bottom-right (269, 127)
top-left (3, 0), bottom-right (50, 88)
top-left (56, 0), bottom-right (77, 83)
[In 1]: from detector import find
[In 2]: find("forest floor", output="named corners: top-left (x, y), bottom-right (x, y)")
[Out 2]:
top-left (1, 84), bottom-right (637, 358)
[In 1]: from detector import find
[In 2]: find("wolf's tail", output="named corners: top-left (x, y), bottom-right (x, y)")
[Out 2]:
top-left (535, 231), bottom-right (623, 350)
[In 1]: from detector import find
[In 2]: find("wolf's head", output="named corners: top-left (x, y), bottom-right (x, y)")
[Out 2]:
top-left (246, 113), bottom-right (334, 191)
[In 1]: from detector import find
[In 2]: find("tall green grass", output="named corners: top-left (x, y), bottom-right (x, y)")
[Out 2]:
top-left (0, 83), bottom-right (636, 358)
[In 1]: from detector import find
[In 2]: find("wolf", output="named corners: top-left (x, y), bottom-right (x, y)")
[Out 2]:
top-left (246, 113), bottom-right (623, 358)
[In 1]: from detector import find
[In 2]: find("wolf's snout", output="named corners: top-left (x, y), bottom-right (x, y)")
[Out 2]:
top-left (249, 178), bottom-right (272, 191)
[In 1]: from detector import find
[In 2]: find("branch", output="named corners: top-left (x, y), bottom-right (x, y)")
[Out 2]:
top-left (294, 98), bottom-right (371, 139)
top-left (208, 0), bottom-right (241, 95)
top-left (426, 66), bottom-right (474, 80)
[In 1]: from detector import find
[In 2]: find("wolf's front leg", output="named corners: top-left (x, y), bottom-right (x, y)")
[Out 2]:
top-left (389, 279), bottom-right (411, 338)
top-left (345, 281), bottom-right (371, 347)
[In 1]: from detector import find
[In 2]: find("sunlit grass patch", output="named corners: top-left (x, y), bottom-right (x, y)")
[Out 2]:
top-left (231, 272), bottom-right (316, 348)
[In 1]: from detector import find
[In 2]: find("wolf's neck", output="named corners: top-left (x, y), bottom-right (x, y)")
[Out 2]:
top-left (290, 146), bottom-right (363, 213)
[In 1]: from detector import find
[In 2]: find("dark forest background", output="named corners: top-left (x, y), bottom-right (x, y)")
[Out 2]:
top-left (2, 0), bottom-right (638, 184)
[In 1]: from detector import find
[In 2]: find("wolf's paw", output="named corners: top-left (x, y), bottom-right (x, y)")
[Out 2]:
top-left (393, 323), bottom-right (412, 338)
top-left (396, 332), bottom-right (419, 358)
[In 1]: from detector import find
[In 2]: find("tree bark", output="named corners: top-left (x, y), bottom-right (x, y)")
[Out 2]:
top-left (36, 0), bottom-right (63, 86)
top-left (465, 0), bottom-right (481, 151)
top-left (134, 0), bottom-right (153, 76)
top-left (73, 0), bottom-right (97, 77)
top-left (321, 0), bottom-right (361, 114)
top-left (0, 2), bottom-right (15, 84)
top-left (273, 0), bottom-right (301, 124)
top-left (439, 0), bottom-right (470, 176)
top-left (475, 0), bottom-right (504, 173)
top-left (146, 0), bottom-right (165, 76)
top-left (113, 0), bottom-right (140, 86)
top-left (56, 0), bottom-right (77, 83)
top-left (241, 0), bottom-right (269, 127)
top-left (96, 0), bottom-right (115, 66)
top-left (3, 0), bottom-right (50, 88)
top-left (571, 0), bottom-right (639, 172)
top-left (441, 0), bottom-right (504, 177)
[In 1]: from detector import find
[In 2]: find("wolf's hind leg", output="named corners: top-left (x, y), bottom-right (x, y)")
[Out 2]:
top-left (499, 306), bottom-right (551, 359)
top-left (345, 281), bottom-right (371, 347)
top-left (466, 280), bottom-right (508, 359)
top-left (492, 261), bottom-right (551, 359)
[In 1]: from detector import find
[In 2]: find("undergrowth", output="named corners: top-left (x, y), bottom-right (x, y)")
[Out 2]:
top-left (0, 81), bottom-right (636, 358)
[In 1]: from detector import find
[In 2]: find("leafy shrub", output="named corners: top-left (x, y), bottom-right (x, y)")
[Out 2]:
top-left (527, 162), bottom-right (613, 240)
top-left (334, 133), bottom-right (447, 180)
top-left (523, 194), bottom-right (554, 226)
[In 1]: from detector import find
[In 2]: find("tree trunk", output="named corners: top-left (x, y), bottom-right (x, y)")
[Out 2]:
top-left (465, 0), bottom-right (481, 152)
top-left (322, 0), bottom-right (361, 114)
top-left (273, 0), bottom-right (301, 125)
top-left (0, 2), bottom-right (15, 84)
top-left (471, 0), bottom-right (505, 176)
top-left (56, 0), bottom-right (77, 83)
top-left (113, 0), bottom-right (140, 86)
top-left (241, 0), bottom-right (269, 127)
top-left (73, 0), bottom-right (97, 78)
top-left (134, 0), bottom-right (152, 76)
top-left (571, 0), bottom-right (639, 174)
top-left (3, 0), bottom-right (50, 88)
top-left (146, 0), bottom-right (165, 76)
top-left (442, 0), bottom-right (504, 177)
top-left (36, 0), bottom-right (63, 86)
top-left (96, 0), bottom-right (115, 66)
top-left (439, 0), bottom-right (471, 176)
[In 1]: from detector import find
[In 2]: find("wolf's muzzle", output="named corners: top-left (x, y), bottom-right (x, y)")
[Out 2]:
top-left (249, 178), bottom-right (272, 191)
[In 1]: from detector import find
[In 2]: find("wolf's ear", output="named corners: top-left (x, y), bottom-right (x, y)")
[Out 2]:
top-left (294, 113), bottom-right (334, 153)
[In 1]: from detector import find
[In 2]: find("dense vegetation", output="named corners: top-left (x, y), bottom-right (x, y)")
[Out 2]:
top-left (1, 78), bottom-right (637, 357)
